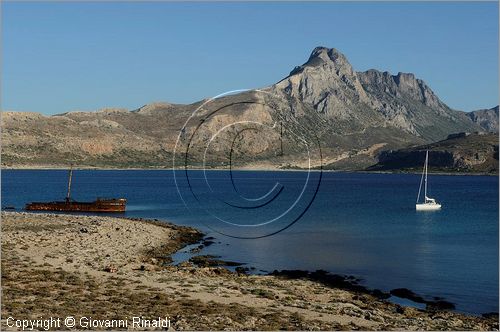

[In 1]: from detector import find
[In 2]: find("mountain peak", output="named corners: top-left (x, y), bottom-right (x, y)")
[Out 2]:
top-left (309, 46), bottom-right (342, 59)
top-left (289, 46), bottom-right (353, 77)
top-left (307, 46), bottom-right (348, 67)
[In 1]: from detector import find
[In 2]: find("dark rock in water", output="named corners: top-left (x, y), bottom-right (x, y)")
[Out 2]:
top-left (204, 236), bottom-right (216, 241)
top-left (202, 240), bottom-right (215, 247)
top-left (482, 312), bottom-right (499, 319)
top-left (271, 270), bottom-right (460, 310)
top-left (271, 270), bottom-right (309, 279)
top-left (189, 255), bottom-right (243, 268)
top-left (426, 300), bottom-right (455, 311)
top-left (270, 269), bottom-right (390, 298)
top-left (225, 261), bottom-right (243, 267)
top-left (189, 255), bottom-right (219, 267)
top-left (371, 289), bottom-right (391, 300)
top-left (235, 266), bottom-right (250, 275)
top-left (391, 288), bottom-right (456, 311)
top-left (390, 288), bottom-right (426, 303)
top-left (189, 244), bottom-right (204, 253)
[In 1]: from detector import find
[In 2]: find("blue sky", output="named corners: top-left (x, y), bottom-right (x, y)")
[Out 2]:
top-left (2, 1), bottom-right (498, 115)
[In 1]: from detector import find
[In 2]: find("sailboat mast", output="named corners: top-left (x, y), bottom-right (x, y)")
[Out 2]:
top-left (424, 151), bottom-right (428, 199)
top-left (66, 165), bottom-right (73, 202)
top-left (416, 149), bottom-right (441, 210)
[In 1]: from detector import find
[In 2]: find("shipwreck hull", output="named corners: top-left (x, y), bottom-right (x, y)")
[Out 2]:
top-left (25, 199), bottom-right (126, 212)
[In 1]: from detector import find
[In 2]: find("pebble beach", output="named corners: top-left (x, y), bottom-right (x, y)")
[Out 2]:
top-left (1, 212), bottom-right (497, 330)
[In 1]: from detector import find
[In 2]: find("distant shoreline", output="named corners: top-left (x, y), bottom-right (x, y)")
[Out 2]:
top-left (2, 165), bottom-right (497, 176)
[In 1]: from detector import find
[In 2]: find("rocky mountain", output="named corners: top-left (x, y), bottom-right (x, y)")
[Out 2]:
top-left (367, 132), bottom-right (499, 174)
top-left (272, 47), bottom-right (481, 142)
top-left (1, 46), bottom-right (492, 170)
top-left (467, 106), bottom-right (499, 132)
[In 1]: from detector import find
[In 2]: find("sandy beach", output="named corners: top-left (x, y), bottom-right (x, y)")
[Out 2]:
top-left (1, 212), bottom-right (497, 330)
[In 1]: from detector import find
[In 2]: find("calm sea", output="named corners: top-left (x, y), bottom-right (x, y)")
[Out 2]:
top-left (1, 169), bottom-right (498, 315)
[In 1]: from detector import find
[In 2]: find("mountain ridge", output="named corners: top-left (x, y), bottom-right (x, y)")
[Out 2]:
top-left (1, 46), bottom-right (496, 170)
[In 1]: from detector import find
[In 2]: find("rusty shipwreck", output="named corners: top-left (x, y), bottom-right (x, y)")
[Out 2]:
top-left (25, 167), bottom-right (126, 212)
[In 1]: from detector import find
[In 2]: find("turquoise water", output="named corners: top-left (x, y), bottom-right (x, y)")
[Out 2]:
top-left (1, 169), bottom-right (498, 314)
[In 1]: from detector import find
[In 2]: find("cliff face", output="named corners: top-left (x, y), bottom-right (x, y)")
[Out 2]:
top-left (467, 106), bottom-right (499, 132)
top-left (1, 47), bottom-right (493, 170)
top-left (367, 133), bottom-right (499, 174)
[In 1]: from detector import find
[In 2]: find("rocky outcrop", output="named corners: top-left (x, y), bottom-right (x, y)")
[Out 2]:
top-left (467, 106), bottom-right (499, 132)
top-left (356, 69), bottom-right (481, 141)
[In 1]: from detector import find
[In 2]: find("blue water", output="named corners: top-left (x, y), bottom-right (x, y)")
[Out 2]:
top-left (1, 169), bottom-right (498, 315)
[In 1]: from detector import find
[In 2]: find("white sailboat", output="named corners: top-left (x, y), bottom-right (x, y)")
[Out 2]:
top-left (416, 150), bottom-right (441, 211)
